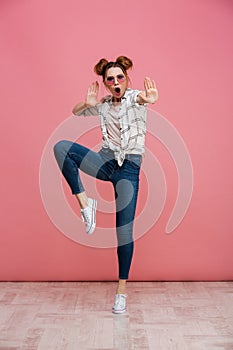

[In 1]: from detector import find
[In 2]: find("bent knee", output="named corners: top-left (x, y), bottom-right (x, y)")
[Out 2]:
top-left (53, 140), bottom-right (71, 156)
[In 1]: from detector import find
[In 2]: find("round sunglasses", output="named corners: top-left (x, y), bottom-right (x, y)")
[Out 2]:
top-left (105, 74), bottom-right (126, 85)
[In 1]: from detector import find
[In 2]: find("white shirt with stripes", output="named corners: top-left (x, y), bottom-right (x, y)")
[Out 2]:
top-left (74, 88), bottom-right (147, 166)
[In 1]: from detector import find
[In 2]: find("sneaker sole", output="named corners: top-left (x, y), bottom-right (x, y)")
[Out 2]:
top-left (87, 199), bottom-right (97, 235)
top-left (112, 308), bottom-right (127, 314)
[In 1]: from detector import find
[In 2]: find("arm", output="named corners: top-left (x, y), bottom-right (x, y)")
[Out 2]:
top-left (136, 77), bottom-right (158, 105)
top-left (72, 101), bottom-right (93, 115)
top-left (72, 81), bottom-right (101, 116)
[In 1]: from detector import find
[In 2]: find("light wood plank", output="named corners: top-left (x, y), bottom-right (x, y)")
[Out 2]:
top-left (0, 282), bottom-right (232, 349)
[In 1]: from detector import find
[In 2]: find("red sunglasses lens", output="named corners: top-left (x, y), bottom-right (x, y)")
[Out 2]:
top-left (106, 77), bottom-right (114, 85)
top-left (117, 75), bottom-right (125, 82)
top-left (106, 75), bottom-right (126, 85)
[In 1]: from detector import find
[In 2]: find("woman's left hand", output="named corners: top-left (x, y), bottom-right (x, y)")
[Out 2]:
top-left (138, 77), bottom-right (158, 104)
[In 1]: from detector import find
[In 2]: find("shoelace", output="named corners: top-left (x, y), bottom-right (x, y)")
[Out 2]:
top-left (81, 210), bottom-right (90, 224)
top-left (114, 294), bottom-right (127, 308)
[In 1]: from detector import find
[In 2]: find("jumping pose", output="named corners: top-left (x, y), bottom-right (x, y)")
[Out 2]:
top-left (53, 56), bottom-right (158, 313)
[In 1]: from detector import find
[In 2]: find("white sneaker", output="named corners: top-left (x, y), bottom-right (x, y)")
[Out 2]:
top-left (80, 198), bottom-right (97, 234)
top-left (112, 294), bottom-right (127, 314)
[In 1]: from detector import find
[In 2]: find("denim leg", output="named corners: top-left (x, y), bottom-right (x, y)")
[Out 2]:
top-left (113, 172), bottom-right (140, 280)
top-left (117, 242), bottom-right (134, 280)
top-left (54, 141), bottom-right (140, 279)
top-left (53, 140), bottom-right (110, 194)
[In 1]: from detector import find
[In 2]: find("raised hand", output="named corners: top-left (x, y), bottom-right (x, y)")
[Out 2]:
top-left (138, 77), bottom-right (158, 104)
top-left (85, 81), bottom-right (100, 107)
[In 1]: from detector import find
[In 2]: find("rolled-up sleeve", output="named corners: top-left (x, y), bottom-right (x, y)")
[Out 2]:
top-left (128, 89), bottom-right (147, 107)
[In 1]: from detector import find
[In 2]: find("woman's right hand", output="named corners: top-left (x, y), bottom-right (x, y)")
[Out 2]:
top-left (85, 81), bottom-right (100, 107)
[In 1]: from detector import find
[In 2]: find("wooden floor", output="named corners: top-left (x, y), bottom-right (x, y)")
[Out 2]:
top-left (0, 282), bottom-right (232, 350)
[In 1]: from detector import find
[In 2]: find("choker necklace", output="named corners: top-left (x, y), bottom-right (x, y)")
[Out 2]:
top-left (112, 97), bottom-right (121, 103)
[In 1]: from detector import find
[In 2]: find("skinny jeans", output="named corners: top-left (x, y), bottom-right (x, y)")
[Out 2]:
top-left (53, 140), bottom-right (142, 280)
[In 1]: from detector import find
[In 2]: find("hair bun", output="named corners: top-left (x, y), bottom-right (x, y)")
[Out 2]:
top-left (116, 56), bottom-right (133, 71)
top-left (94, 58), bottom-right (109, 76)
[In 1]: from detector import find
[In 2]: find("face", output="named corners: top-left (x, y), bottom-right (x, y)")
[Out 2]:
top-left (104, 67), bottom-right (128, 99)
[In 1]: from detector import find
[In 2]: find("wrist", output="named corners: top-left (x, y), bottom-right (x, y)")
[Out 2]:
top-left (84, 101), bottom-right (92, 108)
top-left (85, 100), bottom-right (99, 108)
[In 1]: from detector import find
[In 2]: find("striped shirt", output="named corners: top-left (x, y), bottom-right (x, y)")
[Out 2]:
top-left (74, 88), bottom-right (147, 166)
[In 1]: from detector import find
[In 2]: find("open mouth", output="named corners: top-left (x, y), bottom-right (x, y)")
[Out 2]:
top-left (115, 87), bottom-right (121, 94)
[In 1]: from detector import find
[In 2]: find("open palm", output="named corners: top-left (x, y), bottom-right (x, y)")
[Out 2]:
top-left (86, 81), bottom-right (100, 107)
top-left (139, 77), bottom-right (158, 104)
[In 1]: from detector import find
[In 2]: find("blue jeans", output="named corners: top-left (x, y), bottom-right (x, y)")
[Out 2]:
top-left (53, 140), bottom-right (142, 280)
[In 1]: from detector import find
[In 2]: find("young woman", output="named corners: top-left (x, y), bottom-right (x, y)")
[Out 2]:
top-left (53, 56), bottom-right (158, 313)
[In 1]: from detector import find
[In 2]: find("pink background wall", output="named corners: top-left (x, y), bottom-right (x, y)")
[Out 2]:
top-left (1, 0), bottom-right (232, 281)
